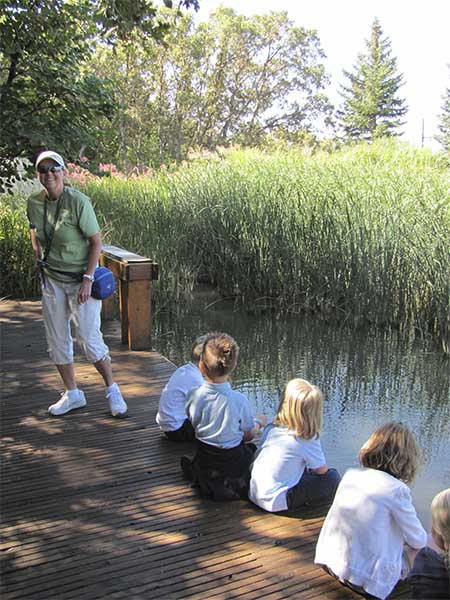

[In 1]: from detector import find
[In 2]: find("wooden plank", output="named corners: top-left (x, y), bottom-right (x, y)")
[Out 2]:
top-left (101, 245), bottom-right (151, 263)
top-left (99, 254), bottom-right (122, 278)
top-left (124, 262), bottom-right (154, 281)
top-left (100, 258), bottom-right (156, 282)
top-left (0, 300), bottom-right (410, 600)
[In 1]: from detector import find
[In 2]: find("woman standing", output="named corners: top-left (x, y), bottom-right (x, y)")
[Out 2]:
top-left (27, 150), bottom-right (127, 417)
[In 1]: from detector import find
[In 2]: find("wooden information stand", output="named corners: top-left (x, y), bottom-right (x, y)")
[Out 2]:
top-left (100, 245), bottom-right (159, 351)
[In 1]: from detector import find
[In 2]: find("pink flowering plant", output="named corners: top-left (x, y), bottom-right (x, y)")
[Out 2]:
top-left (98, 162), bottom-right (120, 175)
top-left (66, 159), bottom-right (157, 186)
top-left (66, 162), bottom-right (97, 185)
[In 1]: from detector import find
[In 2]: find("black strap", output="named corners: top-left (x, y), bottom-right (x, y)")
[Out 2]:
top-left (39, 190), bottom-right (89, 285)
top-left (42, 194), bottom-right (64, 263)
top-left (46, 266), bottom-right (83, 281)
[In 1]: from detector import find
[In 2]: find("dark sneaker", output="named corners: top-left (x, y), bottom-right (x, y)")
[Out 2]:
top-left (181, 456), bottom-right (194, 481)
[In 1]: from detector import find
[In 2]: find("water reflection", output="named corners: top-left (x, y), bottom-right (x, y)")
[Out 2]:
top-left (153, 291), bottom-right (450, 528)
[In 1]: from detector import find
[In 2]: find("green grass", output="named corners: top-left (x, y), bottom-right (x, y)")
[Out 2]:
top-left (0, 194), bottom-right (39, 299)
top-left (2, 139), bottom-right (449, 351)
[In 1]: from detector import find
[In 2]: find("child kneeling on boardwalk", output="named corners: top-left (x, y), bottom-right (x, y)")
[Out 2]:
top-left (248, 378), bottom-right (340, 513)
top-left (181, 332), bottom-right (266, 501)
top-left (156, 335), bottom-right (206, 442)
top-left (410, 487), bottom-right (450, 599)
top-left (315, 422), bottom-right (427, 600)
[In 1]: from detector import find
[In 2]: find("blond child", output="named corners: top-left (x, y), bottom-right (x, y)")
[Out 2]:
top-left (181, 332), bottom-right (266, 501)
top-left (315, 422), bottom-right (427, 600)
top-left (249, 378), bottom-right (340, 513)
top-left (410, 488), bottom-right (450, 599)
top-left (156, 335), bottom-right (206, 442)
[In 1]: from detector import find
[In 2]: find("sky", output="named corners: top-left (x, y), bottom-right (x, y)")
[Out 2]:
top-left (195, 0), bottom-right (450, 149)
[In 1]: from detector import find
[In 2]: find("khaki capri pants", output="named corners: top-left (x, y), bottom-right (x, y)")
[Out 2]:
top-left (41, 276), bottom-right (109, 365)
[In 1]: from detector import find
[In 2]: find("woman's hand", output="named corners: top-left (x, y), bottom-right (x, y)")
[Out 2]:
top-left (30, 229), bottom-right (42, 273)
top-left (33, 258), bottom-right (42, 274)
top-left (78, 278), bottom-right (93, 304)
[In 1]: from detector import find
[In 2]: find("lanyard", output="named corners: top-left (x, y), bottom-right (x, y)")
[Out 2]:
top-left (43, 193), bottom-right (64, 262)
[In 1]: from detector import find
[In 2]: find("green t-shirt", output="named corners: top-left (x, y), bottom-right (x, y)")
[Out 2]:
top-left (27, 186), bottom-right (100, 282)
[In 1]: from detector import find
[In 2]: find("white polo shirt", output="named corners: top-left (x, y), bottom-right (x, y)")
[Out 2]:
top-left (249, 423), bottom-right (326, 512)
top-left (186, 381), bottom-right (255, 449)
top-left (156, 362), bottom-right (203, 431)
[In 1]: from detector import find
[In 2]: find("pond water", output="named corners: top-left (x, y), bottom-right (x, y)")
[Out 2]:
top-left (153, 287), bottom-right (450, 529)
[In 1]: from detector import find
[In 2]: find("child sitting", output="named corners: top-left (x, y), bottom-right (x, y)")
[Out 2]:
top-left (181, 331), bottom-right (266, 501)
top-left (410, 487), bottom-right (450, 599)
top-left (156, 335), bottom-right (206, 442)
top-left (315, 422), bottom-right (427, 600)
top-left (249, 378), bottom-right (340, 513)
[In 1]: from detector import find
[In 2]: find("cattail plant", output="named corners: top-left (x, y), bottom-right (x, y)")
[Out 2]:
top-left (2, 139), bottom-right (448, 352)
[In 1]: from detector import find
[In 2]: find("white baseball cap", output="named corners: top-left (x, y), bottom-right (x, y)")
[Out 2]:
top-left (35, 150), bottom-right (65, 169)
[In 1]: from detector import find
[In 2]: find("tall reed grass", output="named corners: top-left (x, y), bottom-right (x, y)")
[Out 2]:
top-left (0, 194), bottom-right (39, 298)
top-left (2, 140), bottom-right (449, 351)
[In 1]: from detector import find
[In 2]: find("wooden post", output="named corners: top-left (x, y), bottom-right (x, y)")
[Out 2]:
top-left (126, 279), bottom-right (151, 350)
top-left (101, 294), bottom-right (115, 321)
top-left (99, 254), bottom-right (115, 321)
top-left (119, 279), bottom-right (129, 345)
top-left (100, 245), bottom-right (158, 351)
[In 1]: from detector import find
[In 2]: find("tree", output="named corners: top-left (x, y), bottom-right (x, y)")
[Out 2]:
top-left (89, 8), bottom-right (333, 168)
top-left (338, 18), bottom-right (407, 141)
top-left (89, 35), bottom-right (174, 170)
top-left (436, 68), bottom-right (450, 152)
top-left (190, 9), bottom-right (332, 148)
top-left (0, 0), bottom-right (199, 188)
top-left (0, 2), bottom-right (110, 178)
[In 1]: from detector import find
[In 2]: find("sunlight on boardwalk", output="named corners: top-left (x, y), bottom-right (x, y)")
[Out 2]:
top-left (1, 301), bottom-right (410, 599)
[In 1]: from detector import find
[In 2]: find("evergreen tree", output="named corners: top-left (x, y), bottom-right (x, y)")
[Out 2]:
top-left (338, 18), bottom-right (407, 140)
top-left (436, 69), bottom-right (450, 152)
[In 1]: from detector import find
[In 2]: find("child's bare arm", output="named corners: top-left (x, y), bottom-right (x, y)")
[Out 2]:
top-left (255, 413), bottom-right (268, 427)
top-left (312, 464), bottom-right (329, 475)
top-left (243, 429), bottom-right (256, 442)
top-left (243, 414), bottom-right (268, 441)
top-left (30, 228), bottom-right (42, 267)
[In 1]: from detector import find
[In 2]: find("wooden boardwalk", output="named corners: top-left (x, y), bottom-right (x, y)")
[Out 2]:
top-left (0, 301), bottom-right (410, 599)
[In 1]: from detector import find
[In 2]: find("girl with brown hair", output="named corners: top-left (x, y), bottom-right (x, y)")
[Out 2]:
top-left (315, 422), bottom-right (427, 599)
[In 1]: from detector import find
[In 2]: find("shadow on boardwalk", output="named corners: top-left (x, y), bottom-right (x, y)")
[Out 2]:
top-left (0, 301), bottom-right (411, 599)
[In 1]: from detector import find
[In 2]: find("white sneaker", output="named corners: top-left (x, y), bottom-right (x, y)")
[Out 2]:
top-left (48, 390), bottom-right (86, 416)
top-left (106, 383), bottom-right (128, 418)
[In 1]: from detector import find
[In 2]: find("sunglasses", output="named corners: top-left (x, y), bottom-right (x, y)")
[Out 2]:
top-left (37, 165), bottom-right (64, 174)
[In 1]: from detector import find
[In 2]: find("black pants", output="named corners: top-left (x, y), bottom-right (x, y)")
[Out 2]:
top-left (286, 468), bottom-right (341, 512)
top-left (321, 565), bottom-right (381, 599)
top-left (184, 440), bottom-right (256, 501)
top-left (164, 419), bottom-right (195, 442)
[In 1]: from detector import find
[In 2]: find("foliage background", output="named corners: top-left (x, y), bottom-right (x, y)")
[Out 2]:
top-left (2, 141), bottom-right (448, 351)
top-left (1, 3), bottom-right (449, 353)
